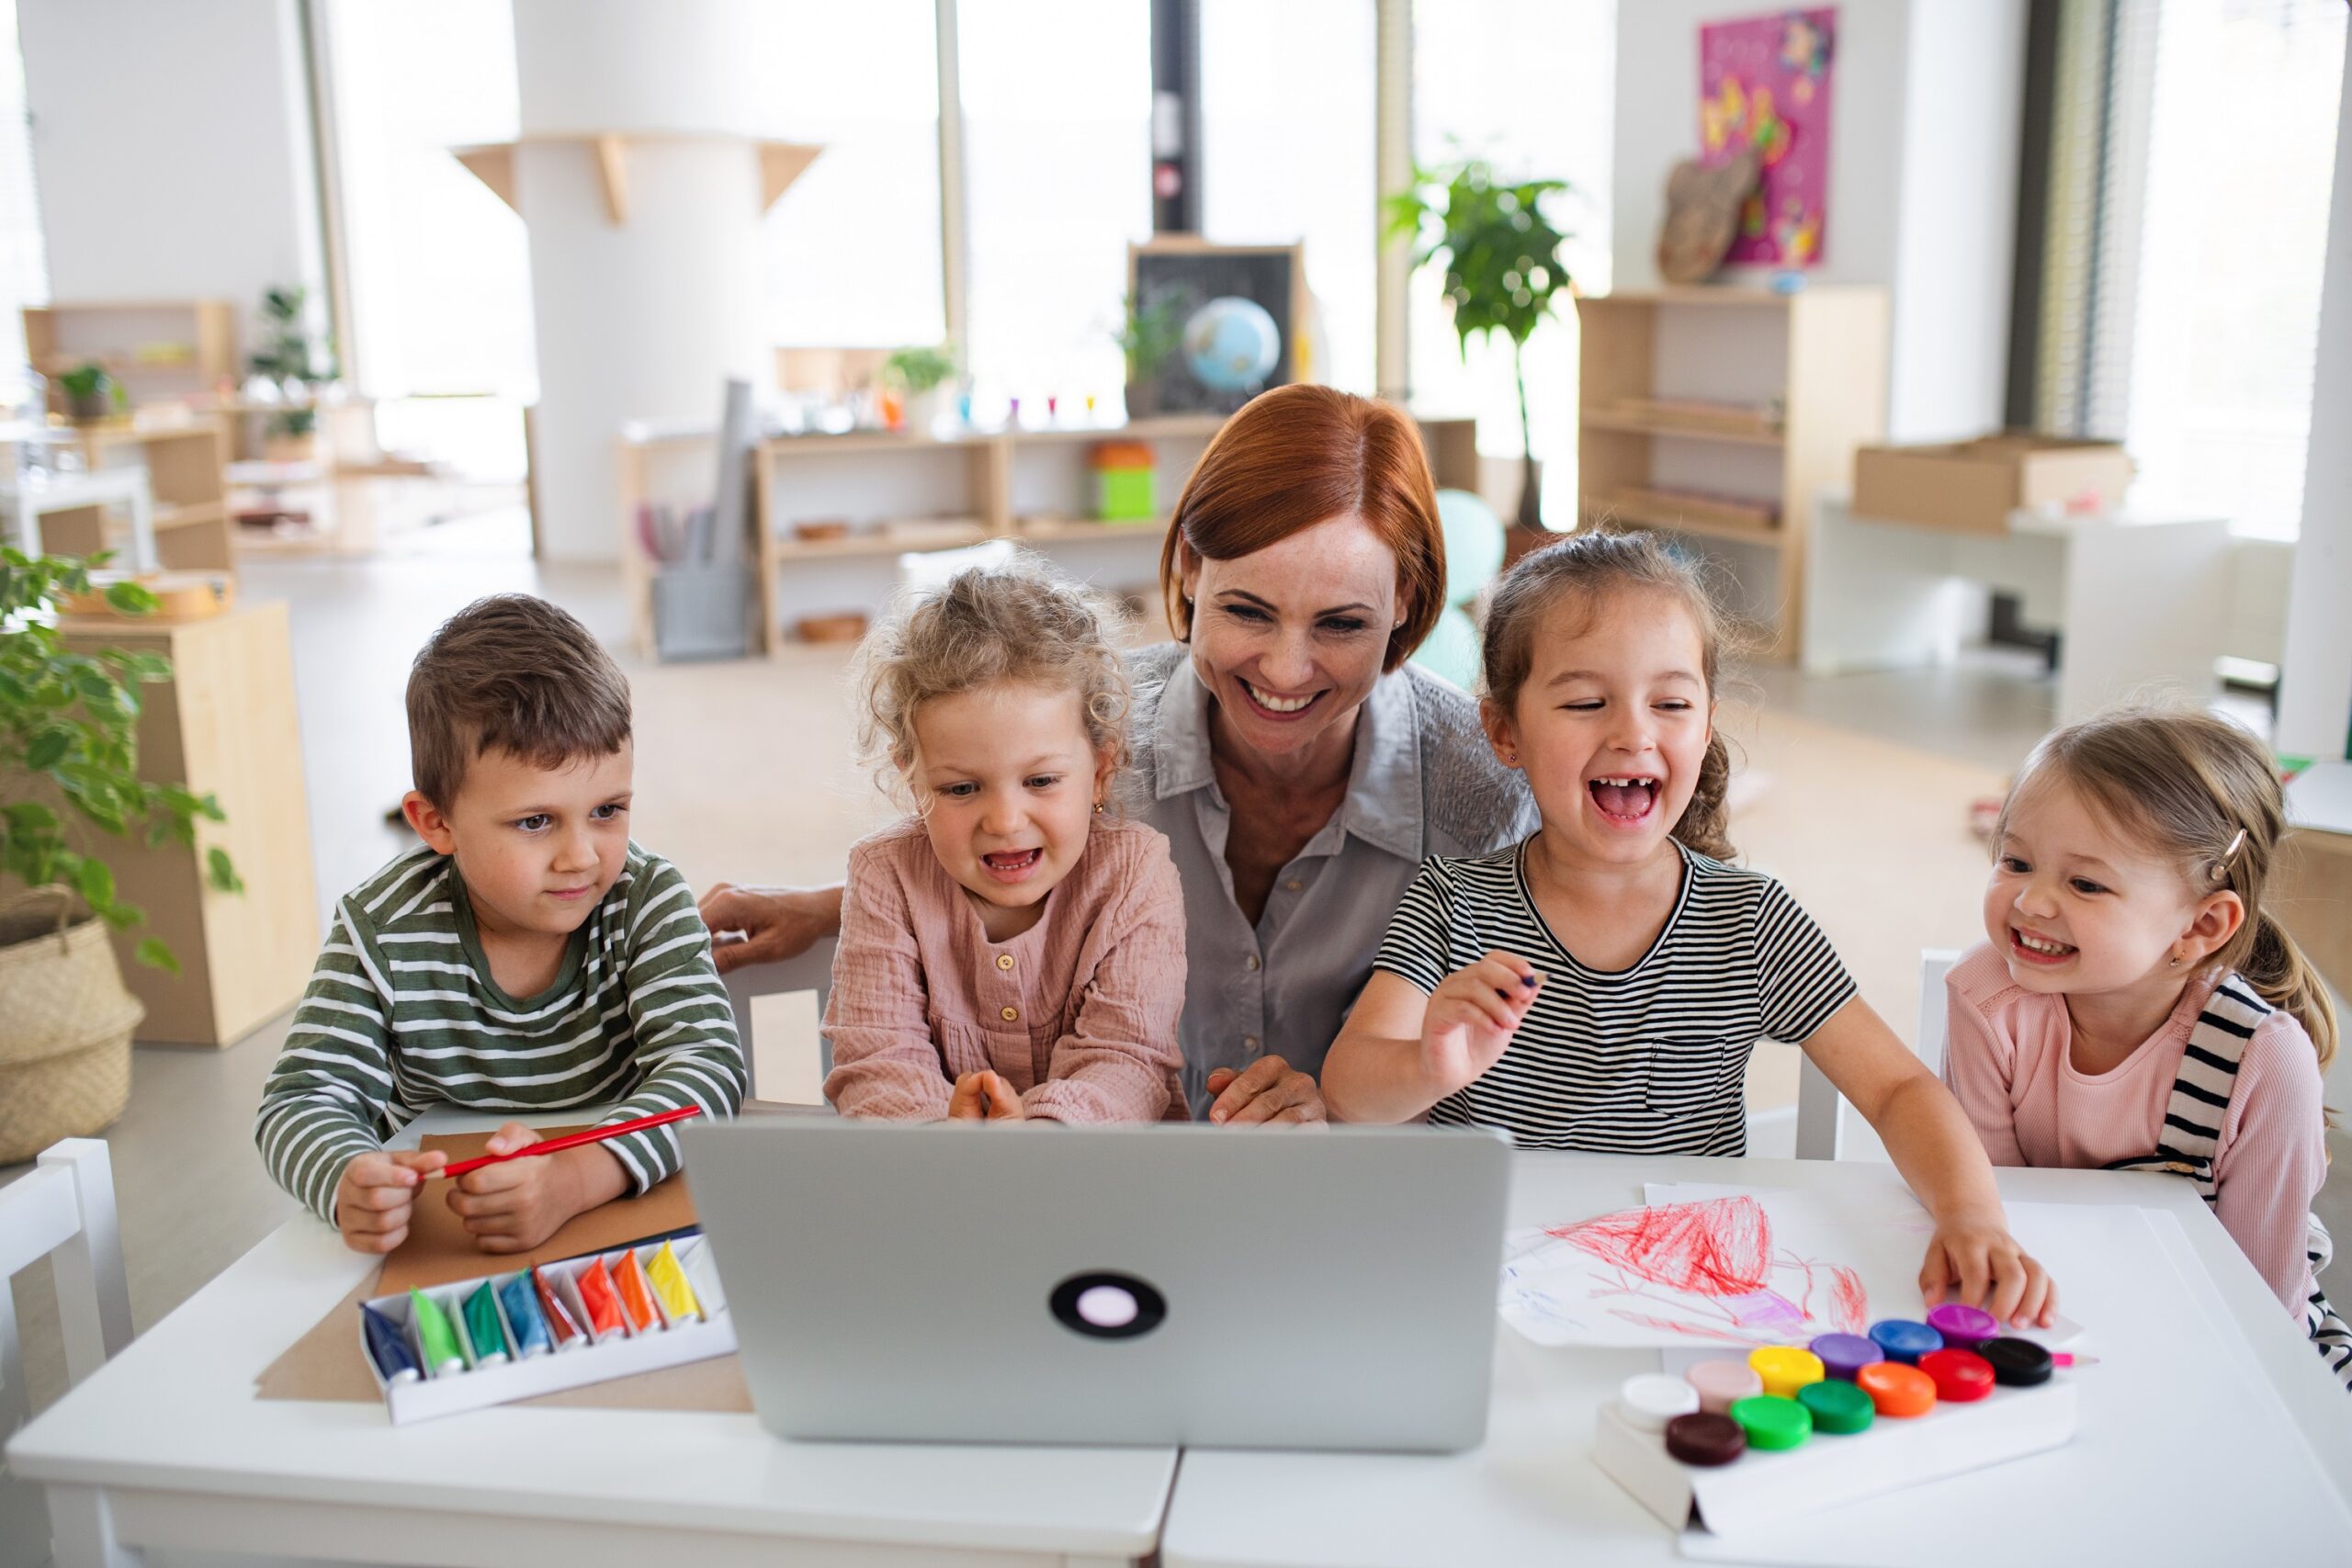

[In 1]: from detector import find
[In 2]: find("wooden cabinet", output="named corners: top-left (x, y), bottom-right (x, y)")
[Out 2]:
top-left (40, 423), bottom-right (234, 571)
top-left (56, 602), bottom-right (319, 1046)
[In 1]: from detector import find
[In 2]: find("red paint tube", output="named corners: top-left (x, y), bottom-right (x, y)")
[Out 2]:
top-left (531, 1266), bottom-right (584, 1351)
top-left (574, 1255), bottom-right (628, 1342)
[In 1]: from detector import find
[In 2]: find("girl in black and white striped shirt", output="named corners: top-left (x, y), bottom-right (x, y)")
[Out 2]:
top-left (1323, 531), bottom-right (2057, 1328)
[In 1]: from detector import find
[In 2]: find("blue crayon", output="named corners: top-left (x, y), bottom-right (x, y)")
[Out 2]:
top-left (498, 1269), bottom-right (554, 1359)
top-left (360, 1302), bottom-right (421, 1384)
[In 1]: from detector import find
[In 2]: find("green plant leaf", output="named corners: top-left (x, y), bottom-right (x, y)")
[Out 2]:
top-left (207, 845), bottom-right (243, 894)
top-left (134, 937), bottom-right (180, 974)
top-left (104, 581), bottom-right (158, 615)
top-left (4, 801), bottom-right (57, 831)
top-left (101, 898), bottom-right (142, 930)
top-left (75, 855), bottom-right (113, 908)
top-left (24, 728), bottom-right (68, 770)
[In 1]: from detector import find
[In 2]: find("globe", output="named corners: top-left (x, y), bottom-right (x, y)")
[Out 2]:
top-left (1182, 297), bottom-right (1281, 393)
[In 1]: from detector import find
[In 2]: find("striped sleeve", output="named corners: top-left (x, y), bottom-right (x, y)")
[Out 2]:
top-left (1752, 879), bottom-right (1858, 1043)
top-left (1372, 859), bottom-right (1462, 996)
top-left (596, 854), bottom-right (747, 1191)
top-left (253, 905), bottom-right (399, 1223)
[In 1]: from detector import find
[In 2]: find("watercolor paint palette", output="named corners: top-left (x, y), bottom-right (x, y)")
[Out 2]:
top-left (356, 1231), bottom-right (736, 1426)
top-left (1592, 1318), bottom-right (2080, 1539)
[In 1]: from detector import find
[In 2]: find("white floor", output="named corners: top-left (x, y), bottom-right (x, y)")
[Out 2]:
top-left (7, 521), bottom-right (2345, 1432)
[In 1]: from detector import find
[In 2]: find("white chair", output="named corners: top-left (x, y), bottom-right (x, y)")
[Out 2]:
top-left (1, 1140), bottom-right (133, 1565)
top-left (721, 937), bottom-right (839, 1108)
top-left (1793, 948), bottom-right (1962, 1161)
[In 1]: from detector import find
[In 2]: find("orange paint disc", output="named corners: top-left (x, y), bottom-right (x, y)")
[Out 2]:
top-left (1856, 1360), bottom-right (1938, 1417)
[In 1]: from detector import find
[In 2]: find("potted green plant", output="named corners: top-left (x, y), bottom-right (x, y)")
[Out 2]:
top-left (880, 344), bottom-right (959, 432)
top-left (0, 549), bottom-right (241, 1159)
top-left (248, 283), bottom-right (340, 457)
top-left (56, 362), bottom-right (123, 423)
top-left (1114, 293), bottom-right (1185, 421)
top-left (1386, 158), bottom-right (1576, 533)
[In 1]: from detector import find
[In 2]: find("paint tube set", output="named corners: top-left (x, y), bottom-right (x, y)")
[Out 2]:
top-left (356, 1231), bottom-right (736, 1425)
top-left (1593, 1304), bottom-right (2080, 1538)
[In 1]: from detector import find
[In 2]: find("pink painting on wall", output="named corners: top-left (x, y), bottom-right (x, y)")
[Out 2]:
top-left (1700, 8), bottom-right (1836, 268)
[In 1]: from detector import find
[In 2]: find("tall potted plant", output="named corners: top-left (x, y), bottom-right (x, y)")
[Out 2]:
top-left (1386, 158), bottom-right (1576, 534)
top-left (0, 550), bottom-right (241, 1159)
top-left (247, 283), bottom-right (340, 459)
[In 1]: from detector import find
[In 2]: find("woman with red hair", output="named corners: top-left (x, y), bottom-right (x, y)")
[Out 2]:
top-left (703, 384), bottom-right (1535, 1122)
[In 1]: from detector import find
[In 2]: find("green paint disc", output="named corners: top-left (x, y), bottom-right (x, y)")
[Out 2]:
top-left (1729, 1393), bottom-right (1814, 1450)
top-left (1798, 1377), bottom-right (1876, 1434)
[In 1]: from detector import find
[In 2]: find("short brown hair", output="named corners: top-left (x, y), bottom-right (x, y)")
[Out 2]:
top-left (406, 594), bottom-right (632, 807)
top-left (1481, 528), bottom-right (1741, 861)
top-left (1158, 384), bottom-right (1444, 672)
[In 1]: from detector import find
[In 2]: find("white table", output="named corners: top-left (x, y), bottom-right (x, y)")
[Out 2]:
top-left (0, 467), bottom-right (157, 570)
top-left (7, 1109), bottom-right (1175, 1568)
top-left (1801, 495), bottom-right (2230, 727)
top-left (1162, 1155), bottom-right (2352, 1567)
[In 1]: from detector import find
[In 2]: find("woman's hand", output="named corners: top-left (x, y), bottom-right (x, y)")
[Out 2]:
top-left (948, 1070), bottom-right (1025, 1121)
top-left (1421, 952), bottom-right (1542, 1096)
top-left (695, 882), bottom-right (842, 974)
top-left (1204, 1059), bottom-right (1327, 1125)
top-left (1919, 1207), bottom-right (2056, 1328)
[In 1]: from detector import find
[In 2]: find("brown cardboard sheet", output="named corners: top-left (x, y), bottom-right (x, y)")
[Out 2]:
top-left (254, 1128), bottom-right (751, 1412)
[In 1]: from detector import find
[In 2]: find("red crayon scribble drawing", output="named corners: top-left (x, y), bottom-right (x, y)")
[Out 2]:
top-left (1538, 1195), bottom-right (1870, 1343)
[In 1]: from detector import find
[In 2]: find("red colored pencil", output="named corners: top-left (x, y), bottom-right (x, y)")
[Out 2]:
top-left (433, 1106), bottom-right (703, 1180)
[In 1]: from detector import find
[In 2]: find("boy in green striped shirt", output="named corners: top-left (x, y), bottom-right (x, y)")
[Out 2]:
top-left (254, 594), bottom-right (746, 1255)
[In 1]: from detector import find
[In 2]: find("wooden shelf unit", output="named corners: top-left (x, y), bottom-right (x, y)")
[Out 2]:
top-left (1576, 288), bottom-right (1887, 660)
top-left (36, 423), bottom-right (235, 570)
top-left (25, 300), bottom-right (237, 414)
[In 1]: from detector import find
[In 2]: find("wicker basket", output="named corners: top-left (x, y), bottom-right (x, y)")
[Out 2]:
top-left (0, 886), bottom-right (142, 1163)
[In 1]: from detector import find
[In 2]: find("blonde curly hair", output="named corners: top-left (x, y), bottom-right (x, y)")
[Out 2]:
top-left (853, 554), bottom-right (1134, 811)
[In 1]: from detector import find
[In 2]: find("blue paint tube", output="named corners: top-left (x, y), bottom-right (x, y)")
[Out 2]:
top-left (498, 1269), bottom-right (554, 1359)
top-left (361, 1301), bottom-right (421, 1384)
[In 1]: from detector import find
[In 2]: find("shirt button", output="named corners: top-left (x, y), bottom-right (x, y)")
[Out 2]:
top-left (996, 953), bottom-right (1014, 971)
top-left (1246, 954), bottom-right (1261, 971)
top-left (1001, 1005), bottom-right (1020, 1022)
top-left (1284, 878), bottom-right (1303, 893)
top-left (1243, 1035), bottom-right (1260, 1052)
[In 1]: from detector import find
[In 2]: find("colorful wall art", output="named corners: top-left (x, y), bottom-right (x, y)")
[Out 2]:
top-left (1699, 8), bottom-right (1837, 268)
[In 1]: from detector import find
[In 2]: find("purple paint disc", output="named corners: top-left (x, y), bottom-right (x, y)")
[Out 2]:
top-left (1665, 1411), bottom-right (1748, 1467)
top-left (1926, 1302), bottom-right (2000, 1349)
top-left (1808, 1331), bottom-right (1883, 1381)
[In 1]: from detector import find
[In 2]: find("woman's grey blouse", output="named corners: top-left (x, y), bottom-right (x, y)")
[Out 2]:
top-left (1122, 642), bottom-right (1538, 1118)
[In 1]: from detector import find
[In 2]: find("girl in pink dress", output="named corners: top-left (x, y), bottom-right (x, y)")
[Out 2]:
top-left (1947, 705), bottom-right (2346, 1388)
top-left (822, 558), bottom-right (1188, 1123)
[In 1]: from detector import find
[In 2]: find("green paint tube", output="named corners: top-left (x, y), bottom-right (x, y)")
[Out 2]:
top-left (410, 1287), bottom-right (467, 1376)
top-left (463, 1280), bottom-right (510, 1366)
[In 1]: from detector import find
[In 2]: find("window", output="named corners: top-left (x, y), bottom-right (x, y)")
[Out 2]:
top-left (0, 0), bottom-right (45, 373)
top-left (958, 0), bottom-right (1152, 410)
top-left (1198, 0), bottom-right (1378, 394)
top-left (754, 0), bottom-right (946, 352)
top-left (1409, 0), bottom-right (1614, 517)
top-left (2031, 0), bottom-right (2345, 541)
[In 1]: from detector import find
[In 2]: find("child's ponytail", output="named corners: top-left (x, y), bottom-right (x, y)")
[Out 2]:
top-left (1673, 731), bottom-right (1736, 862)
top-left (2241, 909), bottom-right (2339, 1080)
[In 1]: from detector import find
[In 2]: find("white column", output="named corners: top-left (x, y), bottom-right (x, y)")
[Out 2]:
top-left (2276, 43), bottom-right (2352, 761)
top-left (511, 0), bottom-right (773, 563)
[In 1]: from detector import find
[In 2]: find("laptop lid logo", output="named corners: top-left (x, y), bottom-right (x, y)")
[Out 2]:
top-left (1050, 1271), bottom-right (1167, 1339)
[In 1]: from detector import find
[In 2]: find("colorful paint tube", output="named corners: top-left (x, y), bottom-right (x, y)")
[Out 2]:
top-left (462, 1280), bottom-right (510, 1366)
top-left (575, 1254), bottom-right (628, 1342)
top-left (499, 1269), bottom-right (553, 1359)
top-left (645, 1241), bottom-right (701, 1324)
top-left (532, 1265), bottom-right (584, 1351)
top-left (682, 1238), bottom-right (729, 1316)
top-left (360, 1302), bottom-right (420, 1384)
top-left (612, 1247), bottom-right (662, 1333)
top-left (409, 1287), bottom-right (466, 1377)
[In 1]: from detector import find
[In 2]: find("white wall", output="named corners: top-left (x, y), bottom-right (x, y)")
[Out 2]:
top-left (1611, 0), bottom-right (2026, 442)
top-left (2278, 39), bottom-right (2352, 761)
top-left (18, 0), bottom-right (324, 331)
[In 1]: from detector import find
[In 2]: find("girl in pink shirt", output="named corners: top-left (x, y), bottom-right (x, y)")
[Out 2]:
top-left (1947, 705), bottom-right (2346, 1388)
top-left (822, 558), bottom-right (1188, 1123)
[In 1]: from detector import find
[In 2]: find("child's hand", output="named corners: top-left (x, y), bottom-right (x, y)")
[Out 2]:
top-left (1920, 1210), bottom-right (2057, 1328)
top-left (948, 1069), bottom-right (1025, 1121)
top-left (334, 1148), bottom-right (447, 1253)
top-left (446, 1122), bottom-right (621, 1253)
top-left (1421, 952), bottom-right (1543, 1095)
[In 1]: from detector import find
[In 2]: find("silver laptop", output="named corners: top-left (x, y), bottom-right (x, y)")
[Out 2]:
top-left (684, 1119), bottom-right (1512, 1451)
